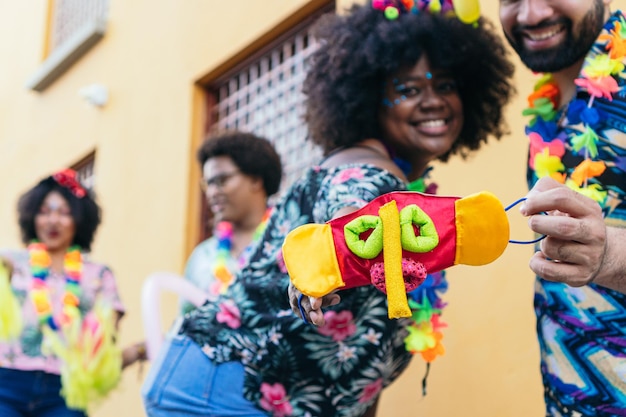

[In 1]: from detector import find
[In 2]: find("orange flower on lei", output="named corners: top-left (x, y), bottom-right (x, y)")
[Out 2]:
top-left (598, 17), bottom-right (626, 59)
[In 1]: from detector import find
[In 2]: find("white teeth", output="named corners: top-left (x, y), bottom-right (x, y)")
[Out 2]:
top-left (528, 28), bottom-right (561, 41)
top-left (420, 119), bottom-right (445, 127)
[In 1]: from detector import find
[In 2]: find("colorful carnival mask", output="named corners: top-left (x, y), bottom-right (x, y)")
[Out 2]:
top-left (283, 191), bottom-right (522, 319)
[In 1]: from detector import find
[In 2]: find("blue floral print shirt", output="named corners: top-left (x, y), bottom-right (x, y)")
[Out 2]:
top-left (180, 163), bottom-right (415, 417)
top-left (526, 12), bottom-right (626, 417)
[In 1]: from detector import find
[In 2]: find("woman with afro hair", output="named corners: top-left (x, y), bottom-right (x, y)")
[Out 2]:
top-left (142, 2), bottom-right (515, 417)
top-left (0, 169), bottom-right (126, 416)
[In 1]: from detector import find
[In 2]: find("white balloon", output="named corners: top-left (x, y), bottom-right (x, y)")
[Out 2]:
top-left (141, 272), bottom-right (208, 360)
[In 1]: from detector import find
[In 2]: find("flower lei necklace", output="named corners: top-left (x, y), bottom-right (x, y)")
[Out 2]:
top-left (27, 241), bottom-right (122, 411)
top-left (212, 208), bottom-right (272, 294)
top-left (28, 241), bottom-right (83, 329)
top-left (390, 163), bottom-right (448, 370)
top-left (402, 174), bottom-right (447, 396)
top-left (523, 14), bottom-right (626, 206)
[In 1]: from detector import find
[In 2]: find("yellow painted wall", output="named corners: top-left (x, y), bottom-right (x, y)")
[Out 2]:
top-left (1, 1), bottom-right (624, 416)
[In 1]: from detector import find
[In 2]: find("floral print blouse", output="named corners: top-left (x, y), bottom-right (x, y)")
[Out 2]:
top-left (0, 249), bottom-right (124, 375)
top-left (181, 163), bottom-right (415, 417)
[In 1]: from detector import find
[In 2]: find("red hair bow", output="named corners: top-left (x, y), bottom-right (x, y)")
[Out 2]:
top-left (52, 169), bottom-right (87, 198)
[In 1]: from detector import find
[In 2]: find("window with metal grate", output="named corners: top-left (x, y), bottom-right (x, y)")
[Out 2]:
top-left (27, 0), bottom-right (109, 91)
top-left (197, 2), bottom-right (335, 241)
top-left (72, 151), bottom-right (96, 192)
top-left (206, 5), bottom-right (335, 193)
top-left (48, 0), bottom-right (109, 54)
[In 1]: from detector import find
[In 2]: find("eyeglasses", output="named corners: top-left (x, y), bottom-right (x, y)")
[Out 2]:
top-left (201, 171), bottom-right (240, 191)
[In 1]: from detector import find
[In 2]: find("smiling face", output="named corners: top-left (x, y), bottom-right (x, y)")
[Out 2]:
top-left (202, 156), bottom-right (262, 225)
top-left (378, 55), bottom-right (463, 175)
top-left (499, 0), bottom-right (609, 73)
top-left (34, 191), bottom-right (76, 253)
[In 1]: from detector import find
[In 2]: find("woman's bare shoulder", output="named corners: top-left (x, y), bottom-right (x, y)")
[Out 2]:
top-left (320, 139), bottom-right (406, 179)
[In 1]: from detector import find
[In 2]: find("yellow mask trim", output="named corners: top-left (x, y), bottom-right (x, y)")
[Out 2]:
top-left (379, 200), bottom-right (411, 318)
top-left (454, 191), bottom-right (509, 266)
top-left (282, 223), bottom-right (344, 298)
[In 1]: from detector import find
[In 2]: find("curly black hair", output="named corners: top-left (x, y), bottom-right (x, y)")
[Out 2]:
top-left (303, 2), bottom-right (516, 161)
top-left (197, 131), bottom-right (283, 197)
top-left (18, 177), bottom-right (102, 251)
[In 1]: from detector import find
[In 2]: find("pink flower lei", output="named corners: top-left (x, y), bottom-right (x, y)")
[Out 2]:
top-left (211, 208), bottom-right (272, 294)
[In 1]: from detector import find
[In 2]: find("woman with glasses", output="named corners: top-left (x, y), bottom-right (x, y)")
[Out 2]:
top-left (183, 131), bottom-right (282, 313)
top-left (124, 131), bottom-right (283, 370)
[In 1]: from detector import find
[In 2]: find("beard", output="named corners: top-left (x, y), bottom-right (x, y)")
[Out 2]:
top-left (504, 0), bottom-right (606, 73)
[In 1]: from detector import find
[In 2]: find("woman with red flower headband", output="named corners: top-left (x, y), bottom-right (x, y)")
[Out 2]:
top-left (0, 169), bottom-right (127, 416)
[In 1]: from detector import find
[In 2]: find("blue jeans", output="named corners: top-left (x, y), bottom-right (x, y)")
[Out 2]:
top-left (0, 368), bottom-right (87, 417)
top-left (141, 334), bottom-right (268, 417)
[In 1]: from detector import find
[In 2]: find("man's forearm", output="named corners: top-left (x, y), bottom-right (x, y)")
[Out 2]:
top-left (591, 226), bottom-right (626, 293)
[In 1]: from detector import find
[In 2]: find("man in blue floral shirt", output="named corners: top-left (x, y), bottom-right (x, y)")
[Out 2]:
top-left (499, 0), bottom-right (626, 415)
